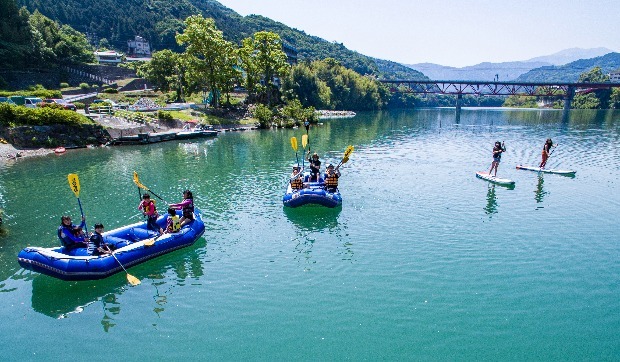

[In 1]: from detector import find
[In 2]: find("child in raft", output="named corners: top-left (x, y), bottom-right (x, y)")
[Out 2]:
top-left (138, 193), bottom-right (159, 233)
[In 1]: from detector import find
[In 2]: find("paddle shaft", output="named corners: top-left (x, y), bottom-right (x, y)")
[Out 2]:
top-left (76, 198), bottom-right (88, 234)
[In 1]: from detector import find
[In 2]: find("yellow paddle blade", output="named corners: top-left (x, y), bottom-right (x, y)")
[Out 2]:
top-left (144, 238), bottom-right (156, 246)
top-left (127, 273), bottom-right (141, 286)
top-left (291, 137), bottom-right (298, 151)
top-left (302, 134), bottom-right (308, 148)
top-left (341, 156), bottom-right (350, 164)
top-left (344, 145), bottom-right (354, 159)
top-left (67, 173), bottom-right (80, 198)
top-left (132, 171), bottom-right (149, 191)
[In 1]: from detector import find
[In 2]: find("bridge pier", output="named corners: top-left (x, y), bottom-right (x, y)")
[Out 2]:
top-left (455, 94), bottom-right (462, 123)
top-left (562, 86), bottom-right (575, 121)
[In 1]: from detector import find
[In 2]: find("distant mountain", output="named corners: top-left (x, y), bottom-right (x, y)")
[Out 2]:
top-left (526, 47), bottom-right (615, 65)
top-left (404, 47), bottom-right (617, 81)
top-left (514, 52), bottom-right (620, 82)
top-left (404, 61), bottom-right (551, 81)
top-left (16, 0), bottom-right (426, 80)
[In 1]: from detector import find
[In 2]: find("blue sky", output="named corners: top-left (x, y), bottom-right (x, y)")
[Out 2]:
top-left (216, 0), bottom-right (619, 67)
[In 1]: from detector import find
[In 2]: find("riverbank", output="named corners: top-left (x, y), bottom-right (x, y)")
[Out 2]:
top-left (0, 142), bottom-right (55, 160)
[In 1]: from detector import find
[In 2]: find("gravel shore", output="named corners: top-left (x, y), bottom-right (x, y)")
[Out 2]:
top-left (0, 143), bottom-right (55, 162)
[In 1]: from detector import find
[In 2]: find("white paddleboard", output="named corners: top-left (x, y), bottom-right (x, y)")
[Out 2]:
top-left (516, 165), bottom-right (576, 175)
top-left (476, 171), bottom-right (515, 186)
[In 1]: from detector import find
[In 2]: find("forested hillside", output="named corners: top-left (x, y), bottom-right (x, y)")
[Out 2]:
top-left (514, 53), bottom-right (620, 82)
top-left (15, 0), bottom-right (426, 80)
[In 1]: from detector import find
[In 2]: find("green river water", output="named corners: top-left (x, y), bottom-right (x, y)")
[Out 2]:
top-left (0, 108), bottom-right (618, 360)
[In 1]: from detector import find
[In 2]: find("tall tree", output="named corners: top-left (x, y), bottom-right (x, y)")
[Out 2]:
top-left (574, 66), bottom-right (611, 109)
top-left (239, 31), bottom-right (290, 106)
top-left (176, 15), bottom-right (237, 108)
top-left (0, 0), bottom-right (32, 69)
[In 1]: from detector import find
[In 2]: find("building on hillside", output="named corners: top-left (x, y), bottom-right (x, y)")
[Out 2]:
top-left (127, 36), bottom-right (151, 57)
top-left (94, 50), bottom-right (123, 65)
top-left (282, 42), bottom-right (298, 65)
top-left (609, 69), bottom-right (620, 83)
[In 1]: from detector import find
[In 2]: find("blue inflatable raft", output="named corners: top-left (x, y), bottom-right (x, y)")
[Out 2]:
top-left (282, 178), bottom-right (342, 208)
top-left (17, 209), bottom-right (205, 281)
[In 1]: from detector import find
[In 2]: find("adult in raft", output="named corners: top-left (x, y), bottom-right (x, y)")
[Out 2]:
top-left (289, 165), bottom-right (305, 191)
top-left (323, 163), bottom-right (341, 193)
top-left (488, 141), bottom-right (506, 177)
top-left (57, 215), bottom-right (87, 250)
top-left (307, 152), bottom-right (322, 182)
top-left (539, 138), bottom-right (555, 169)
top-left (168, 190), bottom-right (196, 229)
top-left (170, 190), bottom-right (194, 213)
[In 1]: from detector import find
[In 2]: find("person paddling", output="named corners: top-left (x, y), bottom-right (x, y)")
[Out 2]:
top-left (307, 152), bottom-right (321, 182)
top-left (57, 215), bottom-right (87, 250)
top-left (539, 138), bottom-right (555, 168)
top-left (138, 193), bottom-right (159, 232)
top-left (488, 141), bottom-right (506, 177)
top-left (323, 163), bottom-right (341, 193)
top-left (290, 165), bottom-right (305, 191)
top-left (170, 189), bottom-right (194, 213)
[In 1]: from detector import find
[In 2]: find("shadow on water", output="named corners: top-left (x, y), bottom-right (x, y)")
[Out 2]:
top-left (283, 205), bottom-right (341, 232)
top-left (29, 237), bottom-right (208, 326)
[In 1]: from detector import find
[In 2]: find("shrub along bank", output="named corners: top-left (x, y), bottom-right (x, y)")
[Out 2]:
top-left (0, 104), bottom-right (110, 148)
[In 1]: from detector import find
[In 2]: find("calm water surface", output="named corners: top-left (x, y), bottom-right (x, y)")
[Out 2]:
top-left (0, 108), bottom-right (618, 360)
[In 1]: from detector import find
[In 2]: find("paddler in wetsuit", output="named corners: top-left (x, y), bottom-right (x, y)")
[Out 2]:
top-left (323, 163), bottom-right (341, 193)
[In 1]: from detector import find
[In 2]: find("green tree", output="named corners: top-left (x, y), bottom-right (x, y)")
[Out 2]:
top-left (610, 88), bottom-right (620, 109)
top-left (282, 62), bottom-right (331, 109)
top-left (574, 66), bottom-right (611, 109)
top-left (239, 31), bottom-right (290, 106)
top-left (176, 15), bottom-right (238, 108)
top-left (0, 0), bottom-right (33, 69)
top-left (577, 66), bottom-right (608, 83)
top-left (139, 50), bottom-right (181, 94)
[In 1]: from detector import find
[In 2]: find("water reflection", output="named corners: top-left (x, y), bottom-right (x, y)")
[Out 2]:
top-left (31, 275), bottom-right (125, 321)
top-left (283, 206), bottom-right (353, 268)
top-left (283, 206), bottom-right (341, 231)
top-left (29, 238), bottom-right (207, 327)
top-left (484, 184), bottom-right (498, 216)
top-left (535, 174), bottom-right (547, 204)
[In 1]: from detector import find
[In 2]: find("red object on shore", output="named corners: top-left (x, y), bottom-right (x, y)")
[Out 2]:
top-left (54, 147), bottom-right (66, 154)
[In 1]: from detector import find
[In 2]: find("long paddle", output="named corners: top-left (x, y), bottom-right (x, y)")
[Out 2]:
top-left (290, 137), bottom-right (299, 166)
top-left (68, 174), bottom-right (140, 286)
top-left (110, 251), bottom-right (141, 286)
top-left (67, 173), bottom-right (88, 234)
top-left (301, 135), bottom-right (308, 168)
top-left (133, 171), bottom-right (169, 204)
top-left (336, 145), bottom-right (354, 170)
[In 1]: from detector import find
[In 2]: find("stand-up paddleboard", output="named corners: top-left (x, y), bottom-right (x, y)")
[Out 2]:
top-left (516, 165), bottom-right (576, 175)
top-left (476, 171), bottom-right (515, 186)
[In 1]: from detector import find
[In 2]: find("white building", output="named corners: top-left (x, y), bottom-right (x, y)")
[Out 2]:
top-left (609, 70), bottom-right (620, 83)
top-left (94, 50), bottom-right (123, 64)
top-left (127, 36), bottom-right (151, 57)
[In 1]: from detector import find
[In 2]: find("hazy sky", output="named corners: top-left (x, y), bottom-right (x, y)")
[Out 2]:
top-left (216, 0), bottom-right (619, 67)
